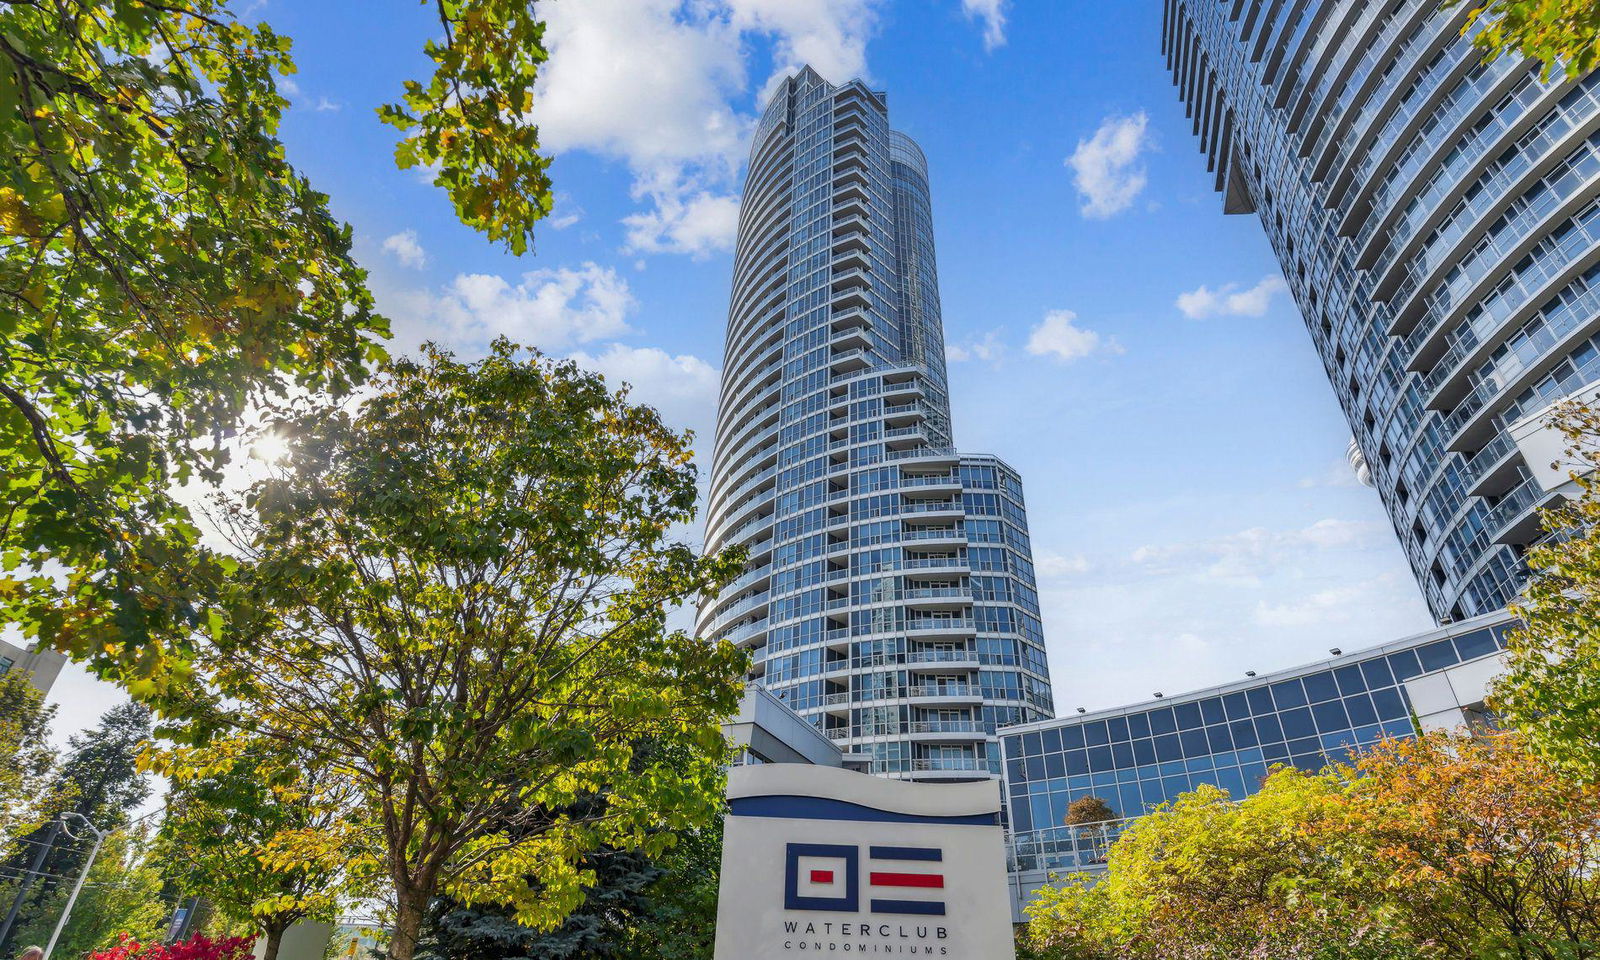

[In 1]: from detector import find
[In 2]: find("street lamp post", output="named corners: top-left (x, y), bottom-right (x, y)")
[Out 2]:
top-left (42, 813), bottom-right (106, 960)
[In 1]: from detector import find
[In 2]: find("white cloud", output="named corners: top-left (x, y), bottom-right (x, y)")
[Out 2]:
top-left (726, 0), bottom-right (879, 99)
top-left (1175, 275), bottom-right (1287, 319)
top-left (388, 262), bottom-right (635, 352)
top-left (549, 194), bottom-right (585, 230)
top-left (622, 186), bottom-right (742, 258)
top-left (533, 0), bottom-right (880, 257)
top-left (1067, 112), bottom-right (1152, 219)
top-left (1130, 518), bottom-right (1382, 586)
top-left (313, 96), bottom-right (341, 112)
top-left (1253, 575), bottom-right (1408, 629)
top-left (1035, 550), bottom-right (1091, 578)
top-left (278, 76), bottom-right (301, 97)
top-left (381, 229), bottom-right (427, 269)
top-left (961, 0), bottom-right (1008, 50)
top-left (945, 329), bottom-right (1006, 365)
top-left (1025, 310), bottom-right (1123, 363)
top-left (567, 343), bottom-right (721, 441)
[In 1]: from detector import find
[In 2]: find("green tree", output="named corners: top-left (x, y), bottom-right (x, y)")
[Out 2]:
top-left (1062, 795), bottom-right (1116, 827)
top-left (2, 0), bottom-right (559, 688)
top-left (1446, 0), bottom-right (1600, 79)
top-left (1024, 733), bottom-right (1600, 959)
top-left (0, 0), bottom-right (387, 687)
top-left (10, 826), bottom-right (168, 958)
top-left (1498, 400), bottom-right (1600, 782)
top-left (1, 700), bottom-right (151, 950)
top-left (1025, 772), bottom-right (1403, 960)
top-left (1346, 731), bottom-right (1600, 959)
top-left (165, 341), bottom-right (746, 960)
top-left (418, 846), bottom-right (662, 960)
top-left (0, 673), bottom-right (59, 862)
top-left (381, 1), bottom-right (554, 255)
top-left (617, 814), bottom-right (724, 960)
top-left (149, 735), bottom-right (374, 960)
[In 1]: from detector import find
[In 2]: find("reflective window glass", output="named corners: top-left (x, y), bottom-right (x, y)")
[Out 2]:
top-left (1199, 698), bottom-right (1226, 725)
top-left (1333, 664), bottom-right (1367, 696)
top-left (1303, 671), bottom-right (1339, 703)
top-left (1084, 721), bottom-right (1110, 746)
top-left (1388, 649), bottom-right (1422, 681)
top-left (1128, 712), bottom-right (1152, 739)
top-left (1246, 687), bottom-right (1275, 714)
top-left (1272, 679), bottom-right (1308, 708)
top-left (1175, 702), bottom-right (1203, 729)
top-left (1179, 728), bottom-right (1209, 757)
top-left (1311, 698), bottom-right (1349, 733)
top-left (1344, 694), bottom-right (1379, 726)
top-left (1360, 657), bottom-right (1395, 689)
top-left (1280, 707), bottom-right (1316, 740)
top-left (1107, 716), bottom-right (1130, 742)
top-left (1148, 707), bottom-right (1177, 735)
top-left (1454, 629), bottom-right (1498, 660)
top-left (1418, 639), bottom-right (1457, 672)
top-left (1206, 724), bottom-right (1234, 752)
top-left (1223, 691), bottom-right (1251, 720)
top-left (1370, 686), bottom-right (1408, 721)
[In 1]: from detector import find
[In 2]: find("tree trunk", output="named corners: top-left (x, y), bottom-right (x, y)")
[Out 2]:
top-left (260, 924), bottom-right (286, 960)
top-left (389, 885), bottom-right (428, 960)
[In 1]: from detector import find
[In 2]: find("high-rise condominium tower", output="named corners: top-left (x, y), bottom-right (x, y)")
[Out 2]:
top-left (1164, 0), bottom-right (1600, 622)
top-left (696, 68), bottom-right (1055, 780)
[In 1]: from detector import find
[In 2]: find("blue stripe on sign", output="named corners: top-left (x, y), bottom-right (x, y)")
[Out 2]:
top-left (728, 795), bottom-right (998, 827)
top-left (871, 899), bottom-right (946, 916)
top-left (869, 846), bottom-right (942, 861)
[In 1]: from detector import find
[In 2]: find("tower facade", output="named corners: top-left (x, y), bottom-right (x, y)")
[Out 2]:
top-left (697, 68), bottom-right (1055, 780)
top-left (1165, 0), bottom-right (1600, 622)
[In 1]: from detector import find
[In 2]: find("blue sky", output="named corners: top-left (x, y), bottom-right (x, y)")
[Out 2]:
top-left (54, 0), bottom-right (1436, 738)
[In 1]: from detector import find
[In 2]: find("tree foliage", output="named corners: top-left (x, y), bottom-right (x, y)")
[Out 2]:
top-left (1499, 400), bottom-right (1600, 782)
top-left (0, 672), bottom-right (60, 862)
top-left (380, 1), bottom-right (554, 256)
top-left (10, 826), bottom-right (168, 959)
top-left (160, 341), bottom-right (745, 960)
top-left (0, 699), bottom-right (151, 950)
top-left (1446, 0), bottom-right (1600, 79)
top-left (616, 814), bottom-right (723, 960)
top-left (1023, 731), bottom-right (1600, 960)
top-left (1062, 795), bottom-right (1117, 827)
top-left (419, 846), bottom-right (662, 960)
top-left (0, 0), bottom-right (388, 687)
top-left (148, 735), bottom-right (374, 960)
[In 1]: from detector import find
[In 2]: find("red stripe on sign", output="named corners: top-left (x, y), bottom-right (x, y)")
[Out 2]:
top-left (809, 870), bottom-right (834, 884)
top-left (869, 872), bottom-right (944, 888)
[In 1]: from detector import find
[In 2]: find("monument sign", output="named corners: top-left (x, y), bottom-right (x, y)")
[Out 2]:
top-left (713, 765), bottom-right (1015, 958)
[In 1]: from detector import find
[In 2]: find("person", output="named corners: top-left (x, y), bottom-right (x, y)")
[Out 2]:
top-left (17, 948), bottom-right (42, 960)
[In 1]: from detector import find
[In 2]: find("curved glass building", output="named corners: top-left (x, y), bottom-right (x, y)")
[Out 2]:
top-left (1164, 0), bottom-right (1600, 621)
top-left (696, 67), bottom-right (1055, 780)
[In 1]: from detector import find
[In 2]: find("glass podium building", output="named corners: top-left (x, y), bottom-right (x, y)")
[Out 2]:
top-left (1001, 609), bottom-right (1514, 915)
top-left (1163, 0), bottom-right (1600, 622)
top-left (696, 67), bottom-right (1055, 781)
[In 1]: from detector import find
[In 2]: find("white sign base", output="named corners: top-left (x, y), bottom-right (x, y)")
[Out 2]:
top-left (712, 765), bottom-right (1015, 960)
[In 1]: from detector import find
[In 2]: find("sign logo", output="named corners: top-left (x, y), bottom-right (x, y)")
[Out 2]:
top-left (784, 843), bottom-right (945, 916)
